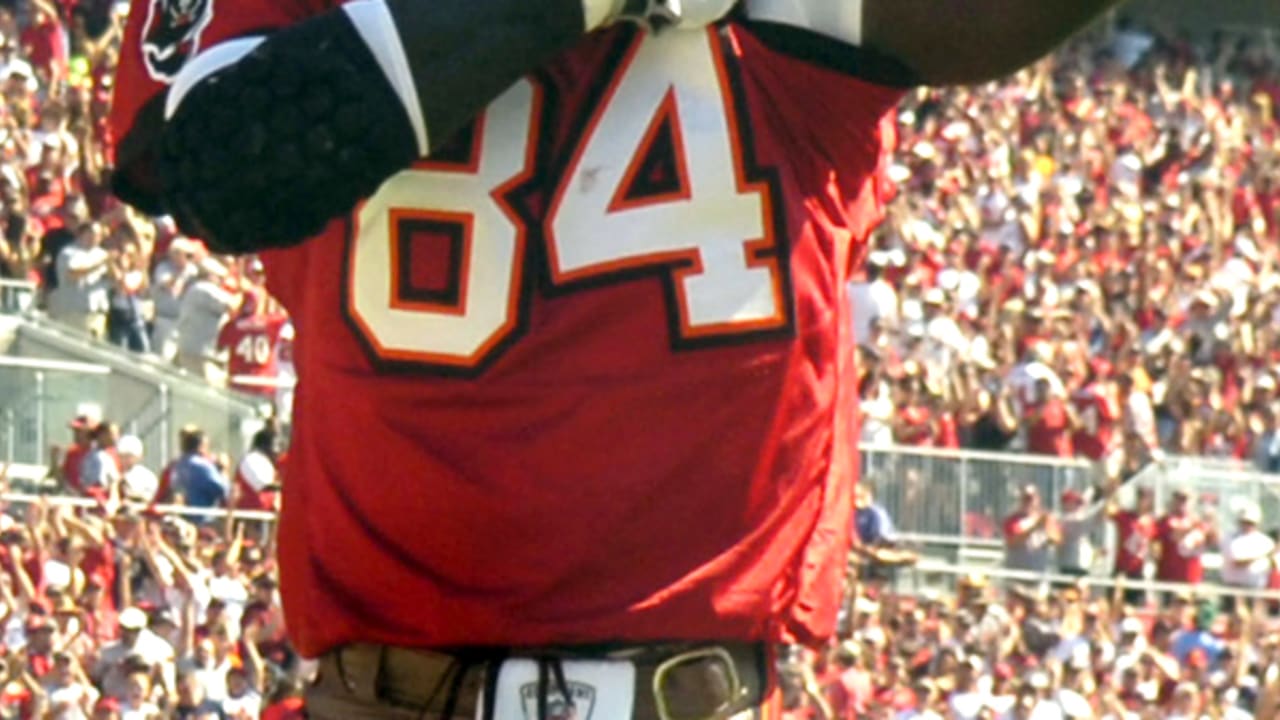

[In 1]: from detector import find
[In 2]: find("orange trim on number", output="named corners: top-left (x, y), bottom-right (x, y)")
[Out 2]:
top-left (386, 208), bottom-right (472, 317)
top-left (606, 87), bottom-right (692, 214)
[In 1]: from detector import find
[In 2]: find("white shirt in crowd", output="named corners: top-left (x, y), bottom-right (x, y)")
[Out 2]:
top-left (178, 655), bottom-right (232, 703)
top-left (1222, 527), bottom-right (1275, 589)
top-left (1005, 360), bottom-right (1066, 410)
top-left (176, 277), bottom-right (237, 360)
top-left (275, 321), bottom-right (297, 425)
top-left (949, 691), bottom-right (989, 720)
top-left (150, 257), bottom-right (197, 320)
top-left (1124, 388), bottom-right (1158, 451)
top-left (44, 679), bottom-right (96, 720)
top-left (847, 277), bottom-right (899, 345)
top-left (237, 450), bottom-right (277, 495)
top-left (223, 689), bottom-right (263, 719)
top-left (52, 243), bottom-right (111, 316)
top-left (859, 381), bottom-right (895, 447)
top-left (122, 462), bottom-right (160, 503)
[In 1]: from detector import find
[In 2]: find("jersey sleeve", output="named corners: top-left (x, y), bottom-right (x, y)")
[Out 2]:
top-left (109, 0), bottom-right (326, 212)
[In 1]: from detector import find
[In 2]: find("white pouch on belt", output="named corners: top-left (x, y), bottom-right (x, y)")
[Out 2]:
top-left (484, 658), bottom-right (637, 720)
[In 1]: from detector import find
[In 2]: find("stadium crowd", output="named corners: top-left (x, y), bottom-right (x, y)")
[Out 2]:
top-left (0, 0), bottom-right (291, 400)
top-left (0, 409), bottom-right (302, 720)
top-left (780, 570), bottom-right (1280, 720)
top-left (852, 22), bottom-right (1280, 478)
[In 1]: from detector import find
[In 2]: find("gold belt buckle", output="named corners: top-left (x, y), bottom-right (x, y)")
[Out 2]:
top-left (652, 647), bottom-right (745, 720)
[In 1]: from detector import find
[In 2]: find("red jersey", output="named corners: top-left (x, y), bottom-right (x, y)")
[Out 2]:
top-left (60, 443), bottom-right (88, 494)
top-left (111, 3), bottom-right (903, 655)
top-left (234, 450), bottom-right (278, 512)
top-left (1026, 398), bottom-right (1073, 457)
top-left (217, 312), bottom-right (290, 396)
top-left (1112, 509), bottom-right (1155, 576)
top-left (1071, 383), bottom-right (1118, 461)
top-left (896, 405), bottom-right (933, 446)
top-left (1155, 513), bottom-right (1207, 584)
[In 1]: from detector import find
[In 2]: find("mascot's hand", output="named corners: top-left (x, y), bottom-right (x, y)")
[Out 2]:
top-left (157, 10), bottom-right (418, 253)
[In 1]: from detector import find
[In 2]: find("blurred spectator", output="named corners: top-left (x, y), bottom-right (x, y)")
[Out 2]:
top-left (1109, 486), bottom-right (1157, 604)
top-left (1024, 376), bottom-right (1077, 457)
top-left (852, 484), bottom-right (916, 585)
top-left (115, 436), bottom-right (156, 505)
top-left (175, 265), bottom-right (239, 386)
top-left (105, 236), bottom-right (149, 353)
top-left (78, 423), bottom-right (120, 502)
top-left (56, 404), bottom-right (101, 495)
top-left (848, 253), bottom-right (900, 346)
top-left (217, 296), bottom-right (289, 399)
top-left (150, 239), bottom-right (200, 363)
top-left (232, 429), bottom-right (278, 514)
top-left (1155, 488), bottom-right (1217, 589)
top-left (48, 221), bottom-right (109, 339)
top-left (92, 607), bottom-right (173, 704)
top-left (1070, 359), bottom-right (1122, 476)
top-left (44, 650), bottom-right (99, 720)
top-left (1221, 501), bottom-right (1275, 595)
top-left (1056, 484), bottom-right (1113, 577)
top-left (165, 427), bottom-right (228, 511)
top-left (1003, 484), bottom-right (1060, 574)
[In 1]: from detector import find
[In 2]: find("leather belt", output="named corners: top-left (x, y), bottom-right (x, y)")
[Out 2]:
top-left (317, 641), bottom-right (767, 719)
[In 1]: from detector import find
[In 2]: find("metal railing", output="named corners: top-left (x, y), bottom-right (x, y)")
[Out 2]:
top-left (899, 560), bottom-right (1280, 602)
top-left (3, 317), bottom-right (268, 469)
top-left (0, 490), bottom-right (277, 523)
top-left (859, 443), bottom-right (1099, 541)
top-left (1125, 456), bottom-right (1280, 544)
top-left (0, 279), bottom-right (36, 315)
top-left (858, 444), bottom-right (1280, 586)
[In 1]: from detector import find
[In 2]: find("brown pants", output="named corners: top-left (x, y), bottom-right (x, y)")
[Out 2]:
top-left (305, 644), bottom-right (776, 720)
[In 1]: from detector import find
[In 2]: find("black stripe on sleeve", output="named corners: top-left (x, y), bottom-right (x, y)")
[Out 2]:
top-left (738, 19), bottom-right (921, 89)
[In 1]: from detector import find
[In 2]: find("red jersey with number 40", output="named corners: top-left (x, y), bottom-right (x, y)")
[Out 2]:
top-left (110, 0), bottom-right (904, 656)
top-left (218, 312), bottom-right (290, 396)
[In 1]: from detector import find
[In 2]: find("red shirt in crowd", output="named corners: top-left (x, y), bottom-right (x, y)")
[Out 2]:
top-left (826, 667), bottom-right (872, 719)
top-left (1071, 382), bottom-right (1119, 461)
top-left (234, 451), bottom-right (278, 512)
top-left (19, 13), bottom-right (67, 85)
top-left (1155, 512), bottom-right (1209, 584)
top-left (933, 411), bottom-right (959, 449)
top-left (895, 405), bottom-right (934, 446)
top-left (60, 443), bottom-right (88, 494)
top-left (1026, 398), bottom-right (1073, 457)
top-left (1112, 509), bottom-right (1156, 576)
top-left (78, 543), bottom-right (115, 608)
top-left (261, 698), bottom-right (305, 720)
top-left (217, 311), bottom-right (291, 397)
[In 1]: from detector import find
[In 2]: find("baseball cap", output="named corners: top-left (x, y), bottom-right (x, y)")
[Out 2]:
top-left (68, 403), bottom-right (102, 430)
top-left (1059, 690), bottom-right (1092, 719)
top-left (118, 607), bottom-right (147, 631)
top-left (24, 615), bottom-right (52, 633)
top-left (1028, 671), bottom-right (1051, 690)
top-left (1120, 617), bottom-right (1145, 636)
top-left (116, 435), bottom-right (143, 458)
top-left (1089, 357), bottom-right (1112, 378)
top-left (1239, 502), bottom-right (1262, 525)
top-left (1061, 488), bottom-right (1083, 504)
